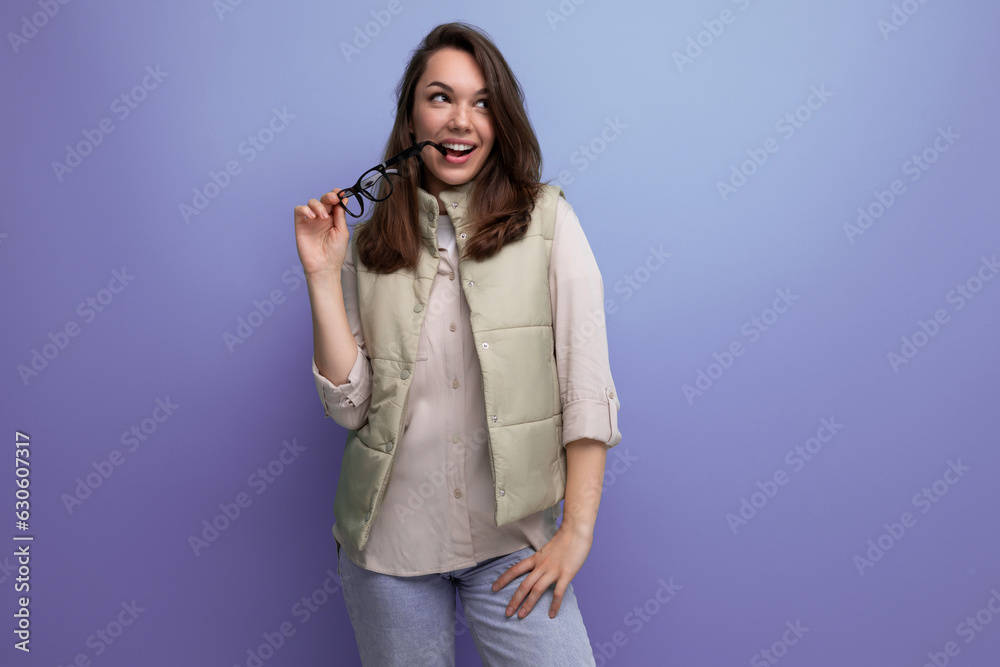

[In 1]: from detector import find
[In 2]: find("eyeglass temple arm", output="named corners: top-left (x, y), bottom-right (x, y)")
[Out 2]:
top-left (382, 141), bottom-right (447, 170)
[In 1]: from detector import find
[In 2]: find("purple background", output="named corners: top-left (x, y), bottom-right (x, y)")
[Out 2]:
top-left (2, 1), bottom-right (999, 665)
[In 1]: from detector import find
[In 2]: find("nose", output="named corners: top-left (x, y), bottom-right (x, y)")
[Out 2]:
top-left (448, 103), bottom-right (472, 130)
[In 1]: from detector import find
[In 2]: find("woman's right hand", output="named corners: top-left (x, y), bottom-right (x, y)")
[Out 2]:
top-left (293, 189), bottom-right (351, 277)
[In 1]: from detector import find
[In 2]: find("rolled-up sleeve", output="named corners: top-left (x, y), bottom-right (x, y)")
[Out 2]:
top-left (311, 237), bottom-right (373, 431)
top-left (550, 197), bottom-right (622, 449)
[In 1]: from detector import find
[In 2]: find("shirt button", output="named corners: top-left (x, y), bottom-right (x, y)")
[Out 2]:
top-left (449, 272), bottom-right (455, 280)
top-left (414, 304), bottom-right (423, 312)
top-left (452, 434), bottom-right (460, 443)
top-left (449, 322), bottom-right (456, 332)
top-left (452, 379), bottom-right (459, 388)
top-left (453, 489), bottom-right (462, 498)
top-left (609, 390), bottom-right (615, 399)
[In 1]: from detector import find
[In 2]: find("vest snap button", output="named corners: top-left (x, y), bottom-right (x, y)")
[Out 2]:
top-left (460, 232), bottom-right (466, 239)
top-left (414, 304), bottom-right (423, 312)
top-left (492, 415), bottom-right (498, 423)
top-left (427, 212), bottom-right (434, 222)
top-left (365, 511), bottom-right (371, 521)
top-left (482, 342), bottom-right (489, 349)
top-left (499, 489), bottom-right (505, 496)
top-left (467, 280), bottom-right (474, 287)
top-left (451, 202), bottom-right (458, 209)
top-left (401, 369), bottom-right (409, 379)
top-left (386, 442), bottom-right (393, 453)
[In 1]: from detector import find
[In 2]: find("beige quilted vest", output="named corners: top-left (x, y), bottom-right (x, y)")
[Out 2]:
top-left (333, 181), bottom-right (567, 552)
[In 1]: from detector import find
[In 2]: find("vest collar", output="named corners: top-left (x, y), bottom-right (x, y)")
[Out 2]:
top-left (416, 180), bottom-right (476, 258)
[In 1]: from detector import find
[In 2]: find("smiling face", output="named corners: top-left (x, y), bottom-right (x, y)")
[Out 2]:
top-left (408, 47), bottom-right (495, 203)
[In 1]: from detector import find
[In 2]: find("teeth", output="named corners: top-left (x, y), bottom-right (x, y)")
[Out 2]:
top-left (442, 142), bottom-right (474, 152)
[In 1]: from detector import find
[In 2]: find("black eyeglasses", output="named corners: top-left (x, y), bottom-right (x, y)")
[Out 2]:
top-left (337, 140), bottom-right (448, 219)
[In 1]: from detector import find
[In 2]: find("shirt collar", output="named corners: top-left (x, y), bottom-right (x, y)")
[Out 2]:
top-left (416, 180), bottom-right (476, 258)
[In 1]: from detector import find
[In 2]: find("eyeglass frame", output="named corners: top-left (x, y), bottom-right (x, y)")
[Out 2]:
top-left (336, 140), bottom-right (448, 220)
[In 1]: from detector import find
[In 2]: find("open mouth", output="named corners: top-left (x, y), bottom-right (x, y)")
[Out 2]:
top-left (441, 142), bottom-right (477, 161)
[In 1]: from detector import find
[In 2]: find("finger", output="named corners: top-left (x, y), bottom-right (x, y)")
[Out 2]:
top-left (506, 571), bottom-right (542, 617)
top-left (320, 189), bottom-right (346, 207)
top-left (517, 575), bottom-right (556, 619)
top-left (307, 198), bottom-right (329, 219)
top-left (294, 205), bottom-right (316, 221)
top-left (549, 579), bottom-right (568, 618)
top-left (493, 555), bottom-right (532, 592)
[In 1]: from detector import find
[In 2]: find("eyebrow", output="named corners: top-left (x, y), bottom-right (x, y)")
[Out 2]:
top-left (426, 81), bottom-right (488, 96)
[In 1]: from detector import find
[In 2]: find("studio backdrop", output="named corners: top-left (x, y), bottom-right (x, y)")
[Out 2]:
top-left (2, 1), bottom-right (998, 665)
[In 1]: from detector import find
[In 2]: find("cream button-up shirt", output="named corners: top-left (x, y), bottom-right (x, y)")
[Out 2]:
top-left (313, 196), bottom-right (621, 576)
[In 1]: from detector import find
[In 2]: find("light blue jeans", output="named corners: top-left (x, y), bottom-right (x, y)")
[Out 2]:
top-left (336, 542), bottom-right (597, 666)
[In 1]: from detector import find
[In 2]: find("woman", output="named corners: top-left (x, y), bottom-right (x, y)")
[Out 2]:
top-left (293, 22), bottom-right (621, 666)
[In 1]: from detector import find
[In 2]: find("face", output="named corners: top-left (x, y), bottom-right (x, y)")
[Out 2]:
top-left (408, 47), bottom-right (495, 200)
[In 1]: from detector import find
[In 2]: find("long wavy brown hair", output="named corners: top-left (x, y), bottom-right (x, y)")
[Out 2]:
top-left (353, 22), bottom-right (546, 273)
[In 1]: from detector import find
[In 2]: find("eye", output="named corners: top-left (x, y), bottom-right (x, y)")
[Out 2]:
top-left (475, 98), bottom-right (489, 109)
top-left (430, 92), bottom-right (448, 102)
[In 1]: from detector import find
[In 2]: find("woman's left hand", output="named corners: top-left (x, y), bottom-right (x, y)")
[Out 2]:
top-left (491, 524), bottom-right (593, 619)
